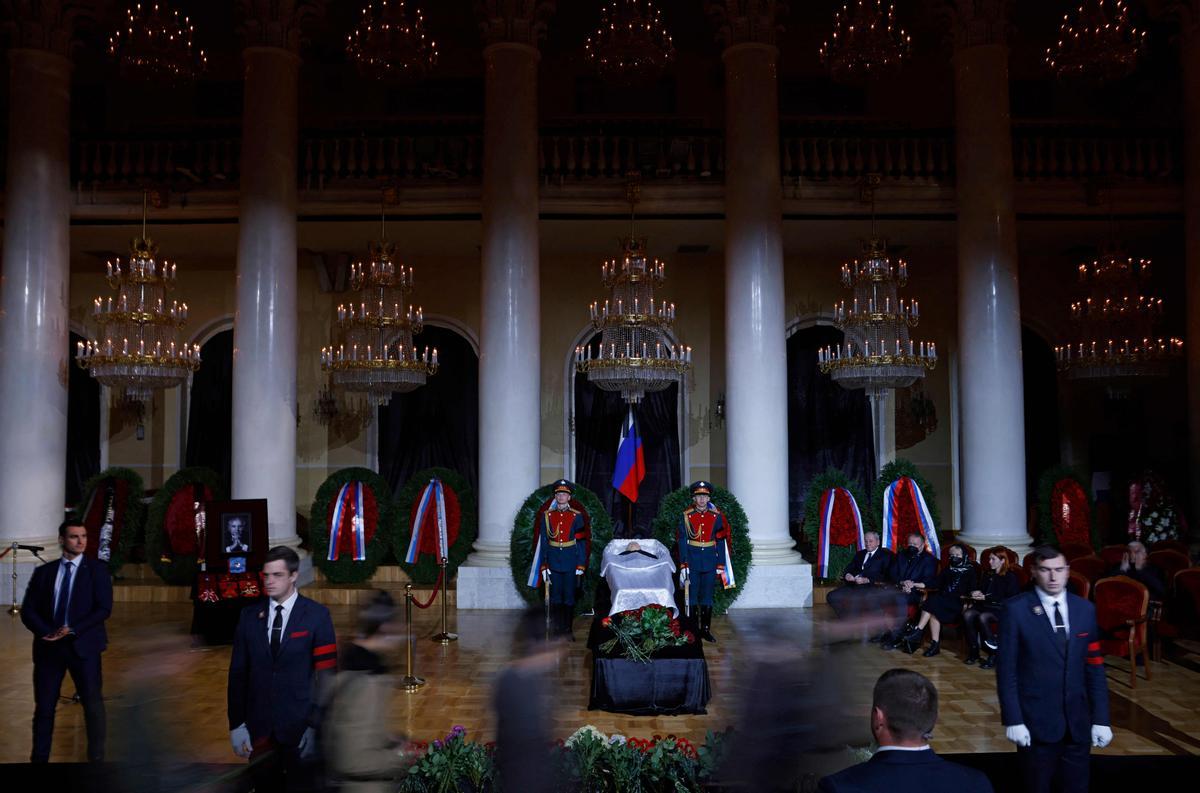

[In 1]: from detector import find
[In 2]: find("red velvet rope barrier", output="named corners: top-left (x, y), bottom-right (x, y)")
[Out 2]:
top-left (0, 546), bottom-right (11, 560)
top-left (410, 567), bottom-right (444, 610)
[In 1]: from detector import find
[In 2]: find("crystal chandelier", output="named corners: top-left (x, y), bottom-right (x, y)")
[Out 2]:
top-left (346, 0), bottom-right (437, 80)
top-left (819, 0), bottom-right (911, 83)
top-left (1045, 0), bottom-right (1144, 80)
top-left (1054, 245), bottom-right (1183, 379)
top-left (818, 180), bottom-right (935, 398)
top-left (108, 2), bottom-right (207, 83)
top-left (584, 0), bottom-right (675, 80)
top-left (76, 192), bottom-right (201, 404)
top-left (321, 208), bottom-right (437, 406)
top-left (576, 177), bottom-right (691, 404)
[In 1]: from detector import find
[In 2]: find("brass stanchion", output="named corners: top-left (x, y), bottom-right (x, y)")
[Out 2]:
top-left (8, 544), bottom-right (20, 615)
top-left (431, 557), bottom-right (458, 644)
top-left (401, 584), bottom-right (425, 693)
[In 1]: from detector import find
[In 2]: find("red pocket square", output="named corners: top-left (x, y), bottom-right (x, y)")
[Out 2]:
top-left (1076, 632), bottom-right (1088, 637)
top-left (290, 630), bottom-right (309, 638)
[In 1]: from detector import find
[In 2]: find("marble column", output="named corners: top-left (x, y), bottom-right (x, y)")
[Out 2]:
top-left (0, 40), bottom-right (73, 600)
top-left (951, 5), bottom-right (1031, 556)
top-left (1183, 19), bottom-right (1200, 539)
top-left (713, 1), bottom-right (812, 608)
top-left (458, 1), bottom-right (554, 608)
top-left (231, 28), bottom-right (301, 549)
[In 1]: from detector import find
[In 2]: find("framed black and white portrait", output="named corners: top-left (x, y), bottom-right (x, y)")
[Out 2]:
top-left (222, 512), bottom-right (252, 555)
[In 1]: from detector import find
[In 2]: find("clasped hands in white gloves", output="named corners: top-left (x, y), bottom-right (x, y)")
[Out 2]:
top-left (1006, 724), bottom-right (1112, 749)
top-left (678, 567), bottom-right (690, 586)
top-left (230, 724), bottom-right (252, 758)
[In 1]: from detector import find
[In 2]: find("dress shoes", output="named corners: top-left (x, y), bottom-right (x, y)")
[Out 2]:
top-left (922, 640), bottom-right (941, 657)
top-left (979, 654), bottom-right (996, 669)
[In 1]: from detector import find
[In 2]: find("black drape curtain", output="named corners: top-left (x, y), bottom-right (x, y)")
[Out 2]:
top-left (574, 343), bottom-right (681, 531)
top-left (185, 329), bottom-right (234, 494)
top-left (378, 326), bottom-right (479, 495)
top-left (787, 325), bottom-right (875, 526)
top-left (66, 332), bottom-right (101, 507)
top-left (1022, 326), bottom-right (1061, 502)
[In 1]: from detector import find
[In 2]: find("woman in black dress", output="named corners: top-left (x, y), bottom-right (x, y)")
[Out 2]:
top-left (903, 543), bottom-right (976, 657)
top-left (962, 550), bottom-right (1020, 668)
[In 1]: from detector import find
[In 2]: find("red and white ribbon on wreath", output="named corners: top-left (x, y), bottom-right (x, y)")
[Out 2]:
top-left (881, 476), bottom-right (940, 557)
top-left (406, 478), bottom-right (448, 564)
top-left (328, 481), bottom-right (367, 561)
top-left (815, 487), bottom-right (865, 579)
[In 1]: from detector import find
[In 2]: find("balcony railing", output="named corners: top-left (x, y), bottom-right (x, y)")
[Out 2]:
top-left (66, 122), bottom-right (1181, 195)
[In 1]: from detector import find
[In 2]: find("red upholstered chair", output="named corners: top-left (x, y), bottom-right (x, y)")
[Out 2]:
top-left (1067, 570), bottom-right (1091, 601)
top-left (1173, 568), bottom-right (1200, 634)
top-left (1069, 555), bottom-right (1108, 586)
top-left (1023, 551), bottom-right (1036, 574)
top-left (1094, 576), bottom-right (1151, 689)
top-left (1150, 540), bottom-right (1190, 556)
top-left (1012, 564), bottom-right (1031, 590)
top-left (1148, 550), bottom-right (1191, 592)
top-left (1061, 542), bottom-right (1095, 562)
top-left (1099, 544), bottom-right (1128, 567)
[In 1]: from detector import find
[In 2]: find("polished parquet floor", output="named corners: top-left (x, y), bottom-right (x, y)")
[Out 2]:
top-left (2, 600), bottom-right (1199, 764)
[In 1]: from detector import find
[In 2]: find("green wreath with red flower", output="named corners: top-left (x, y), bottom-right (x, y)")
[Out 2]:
top-left (145, 467), bottom-right (226, 585)
top-left (309, 467), bottom-right (396, 584)
top-left (393, 467), bottom-right (477, 585)
top-left (599, 603), bottom-right (695, 662)
top-left (74, 466), bottom-right (145, 571)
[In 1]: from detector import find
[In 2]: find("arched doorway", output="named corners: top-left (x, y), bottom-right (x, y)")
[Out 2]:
top-left (573, 332), bottom-right (682, 532)
top-left (66, 331), bottom-right (101, 506)
top-left (786, 325), bottom-right (875, 537)
top-left (377, 325), bottom-right (479, 495)
top-left (185, 329), bottom-right (234, 493)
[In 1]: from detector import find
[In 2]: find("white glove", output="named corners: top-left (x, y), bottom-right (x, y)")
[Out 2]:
top-left (1005, 724), bottom-right (1032, 747)
top-left (297, 726), bottom-right (318, 759)
top-left (679, 568), bottom-right (689, 586)
top-left (230, 724), bottom-right (252, 758)
top-left (541, 568), bottom-right (550, 583)
top-left (1091, 725), bottom-right (1113, 748)
top-left (575, 568), bottom-right (584, 576)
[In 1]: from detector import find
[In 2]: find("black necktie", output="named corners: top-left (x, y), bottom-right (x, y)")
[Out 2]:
top-left (1053, 600), bottom-right (1067, 646)
top-left (54, 562), bottom-right (74, 628)
top-left (271, 604), bottom-right (284, 656)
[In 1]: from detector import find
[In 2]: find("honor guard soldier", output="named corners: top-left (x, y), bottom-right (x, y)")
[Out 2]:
top-left (531, 480), bottom-right (589, 639)
top-left (678, 481), bottom-right (736, 642)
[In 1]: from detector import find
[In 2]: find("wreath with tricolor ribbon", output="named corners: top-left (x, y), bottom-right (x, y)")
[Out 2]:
top-left (872, 459), bottom-right (942, 558)
top-left (510, 482), bottom-right (612, 614)
top-left (394, 467), bottom-right (477, 585)
top-left (145, 467), bottom-right (226, 585)
top-left (802, 467), bottom-right (870, 581)
top-left (1036, 465), bottom-right (1097, 551)
top-left (309, 467), bottom-right (396, 584)
top-left (74, 466), bottom-right (145, 571)
top-left (650, 484), bottom-right (752, 614)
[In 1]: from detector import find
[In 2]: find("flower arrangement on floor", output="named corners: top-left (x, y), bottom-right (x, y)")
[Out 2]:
top-left (599, 604), bottom-right (695, 662)
top-left (396, 724), bottom-right (732, 793)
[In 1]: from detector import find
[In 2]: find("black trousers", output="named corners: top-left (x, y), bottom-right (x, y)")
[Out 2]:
top-left (31, 643), bottom-right (106, 762)
top-left (249, 739), bottom-right (320, 793)
top-left (1018, 738), bottom-right (1090, 793)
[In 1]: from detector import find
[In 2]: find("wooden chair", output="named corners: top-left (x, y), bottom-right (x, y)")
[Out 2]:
top-left (1148, 550), bottom-right (1191, 592)
top-left (1069, 555), bottom-right (1108, 586)
top-left (1094, 576), bottom-right (1151, 689)
top-left (1150, 540), bottom-right (1190, 556)
top-left (1099, 544), bottom-right (1128, 567)
top-left (1067, 570), bottom-right (1091, 600)
top-left (1061, 542), bottom-right (1096, 562)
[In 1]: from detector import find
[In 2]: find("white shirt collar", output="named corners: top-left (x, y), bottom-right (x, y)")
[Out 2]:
top-left (272, 589), bottom-right (299, 613)
top-left (1035, 587), bottom-right (1065, 611)
top-left (876, 745), bottom-right (930, 752)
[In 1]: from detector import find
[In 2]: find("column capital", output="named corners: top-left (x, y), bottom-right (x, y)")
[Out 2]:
top-left (705, 0), bottom-right (786, 48)
top-left (236, 0), bottom-right (316, 53)
top-left (476, 0), bottom-right (556, 47)
top-left (2, 0), bottom-right (76, 57)
top-left (946, 0), bottom-right (1011, 51)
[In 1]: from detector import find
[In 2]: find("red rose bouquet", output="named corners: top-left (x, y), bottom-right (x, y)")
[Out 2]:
top-left (599, 604), bottom-right (694, 662)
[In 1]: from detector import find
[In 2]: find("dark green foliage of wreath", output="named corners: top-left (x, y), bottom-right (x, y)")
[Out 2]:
top-left (310, 467), bottom-right (396, 584)
top-left (145, 467), bottom-right (225, 585)
top-left (74, 467), bottom-right (145, 572)
top-left (650, 484), bottom-right (753, 614)
top-left (510, 483), bottom-right (613, 614)
top-left (872, 458), bottom-right (942, 545)
top-left (1037, 465), bottom-right (1098, 551)
top-left (802, 467), bottom-right (872, 581)
top-left (393, 467), bottom-right (478, 585)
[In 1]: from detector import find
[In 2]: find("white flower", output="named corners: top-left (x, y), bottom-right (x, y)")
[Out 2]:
top-left (565, 725), bottom-right (608, 747)
top-left (608, 734), bottom-right (627, 746)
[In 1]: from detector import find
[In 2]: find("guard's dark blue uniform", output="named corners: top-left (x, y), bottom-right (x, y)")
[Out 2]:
top-left (677, 503), bottom-right (733, 607)
top-left (539, 505), bottom-right (588, 605)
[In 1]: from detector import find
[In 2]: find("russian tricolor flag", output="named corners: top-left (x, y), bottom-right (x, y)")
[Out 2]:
top-left (612, 408), bottom-right (645, 502)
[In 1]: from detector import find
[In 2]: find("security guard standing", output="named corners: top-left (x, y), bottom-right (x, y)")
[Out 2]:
top-left (678, 481), bottom-right (735, 642)
top-left (534, 480), bottom-right (589, 640)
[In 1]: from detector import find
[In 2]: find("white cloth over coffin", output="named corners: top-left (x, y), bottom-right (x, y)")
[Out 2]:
top-left (600, 539), bottom-right (678, 617)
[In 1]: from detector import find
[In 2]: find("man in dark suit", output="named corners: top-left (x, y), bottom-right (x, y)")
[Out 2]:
top-left (818, 668), bottom-right (993, 793)
top-left (997, 545), bottom-right (1112, 793)
top-left (21, 520), bottom-right (113, 762)
top-left (228, 546), bottom-right (337, 792)
top-left (827, 530), bottom-right (894, 618)
top-left (881, 532), bottom-right (938, 650)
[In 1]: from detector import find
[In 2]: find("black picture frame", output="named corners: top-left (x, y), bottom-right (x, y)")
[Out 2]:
top-left (221, 512), bottom-right (252, 555)
top-left (204, 499), bottom-right (269, 570)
